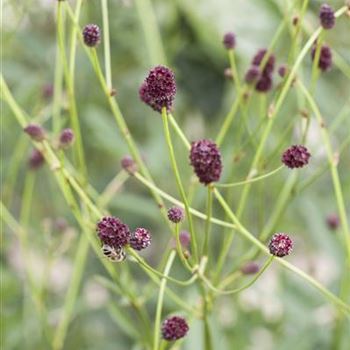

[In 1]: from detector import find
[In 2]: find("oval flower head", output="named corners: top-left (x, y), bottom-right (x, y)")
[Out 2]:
top-left (139, 65), bottom-right (176, 113)
top-left (189, 139), bottom-right (222, 185)
top-left (161, 316), bottom-right (189, 341)
top-left (268, 233), bottom-right (293, 257)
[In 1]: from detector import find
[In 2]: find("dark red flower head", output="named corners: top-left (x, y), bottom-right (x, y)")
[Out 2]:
top-left (319, 4), bottom-right (335, 29)
top-left (190, 139), bottom-right (222, 185)
top-left (139, 66), bottom-right (176, 113)
top-left (24, 123), bottom-right (46, 142)
top-left (255, 74), bottom-right (273, 92)
top-left (311, 44), bottom-right (332, 71)
top-left (83, 24), bottom-right (101, 47)
top-left (268, 233), bottom-right (293, 257)
top-left (28, 149), bottom-right (45, 169)
top-left (282, 145), bottom-right (311, 169)
top-left (130, 228), bottom-right (151, 251)
top-left (167, 206), bottom-right (184, 223)
top-left (59, 128), bottom-right (75, 148)
top-left (278, 64), bottom-right (288, 78)
top-left (161, 316), bottom-right (189, 341)
top-left (120, 155), bottom-right (138, 175)
top-left (96, 216), bottom-right (130, 248)
top-left (223, 32), bottom-right (236, 50)
top-left (326, 214), bottom-right (340, 230)
top-left (252, 49), bottom-right (275, 76)
top-left (244, 66), bottom-right (260, 84)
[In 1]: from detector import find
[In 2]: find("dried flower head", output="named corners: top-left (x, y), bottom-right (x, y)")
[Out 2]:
top-left (139, 65), bottom-right (176, 113)
top-left (282, 145), bottom-right (311, 169)
top-left (223, 32), bottom-right (236, 50)
top-left (311, 44), bottom-right (332, 71)
top-left (190, 139), bottom-right (222, 185)
top-left (28, 149), bottom-right (45, 169)
top-left (326, 214), bottom-right (340, 230)
top-left (167, 206), bottom-right (184, 223)
top-left (244, 66), bottom-right (260, 84)
top-left (240, 262), bottom-right (260, 275)
top-left (161, 316), bottom-right (189, 341)
top-left (252, 49), bottom-right (275, 75)
top-left (130, 228), bottom-right (151, 250)
top-left (319, 4), bottom-right (335, 29)
top-left (269, 233), bottom-right (293, 257)
top-left (59, 128), bottom-right (75, 148)
top-left (179, 231), bottom-right (191, 248)
top-left (96, 216), bottom-right (130, 248)
top-left (120, 155), bottom-right (138, 175)
top-left (83, 24), bottom-right (101, 47)
top-left (24, 124), bottom-right (46, 142)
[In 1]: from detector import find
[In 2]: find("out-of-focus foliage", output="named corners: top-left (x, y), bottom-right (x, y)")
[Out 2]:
top-left (2, 0), bottom-right (350, 349)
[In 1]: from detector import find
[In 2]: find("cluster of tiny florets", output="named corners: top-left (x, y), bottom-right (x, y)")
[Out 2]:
top-left (190, 139), bottom-right (222, 185)
top-left (139, 66), bottom-right (176, 113)
top-left (167, 206), bottom-right (184, 223)
top-left (161, 316), bottom-right (189, 341)
top-left (28, 149), bottom-right (45, 169)
top-left (278, 64), bottom-right (288, 78)
top-left (59, 128), bottom-right (75, 148)
top-left (326, 214), bottom-right (340, 230)
top-left (311, 44), bottom-right (332, 71)
top-left (83, 24), bottom-right (101, 47)
top-left (130, 228), bottom-right (151, 251)
top-left (268, 233), bottom-right (293, 257)
top-left (319, 4), bottom-right (335, 29)
top-left (246, 49), bottom-right (275, 92)
top-left (121, 155), bottom-right (138, 175)
top-left (24, 124), bottom-right (46, 142)
top-left (282, 145), bottom-right (311, 169)
top-left (96, 216), bottom-right (131, 248)
top-left (222, 32), bottom-right (236, 50)
top-left (240, 262), bottom-right (260, 275)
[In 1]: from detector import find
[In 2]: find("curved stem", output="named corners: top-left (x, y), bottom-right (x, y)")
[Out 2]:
top-left (202, 185), bottom-right (213, 257)
top-left (101, 0), bottom-right (112, 90)
top-left (215, 165), bottom-right (284, 188)
top-left (153, 251), bottom-right (176, 350)
top-left (201, 256), bottom-right (274, 295)
top-left (161, 108), bottom-right (198, 261)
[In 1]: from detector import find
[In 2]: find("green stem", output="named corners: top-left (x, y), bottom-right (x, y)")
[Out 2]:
top-left (175, 224), bottom-right (192, 271)
top-left (215, 165), bottom-right (284, 188)
top-left (101, 0), bottom-right (112, 90)
top-left (161, 108), bottom-right (198, 261)
top-left (52, 233), bottom-right (89, 350)
top-left (203, 185), bottom-right (213, 257)
top-left (153, 251), bottom-right (176, 350)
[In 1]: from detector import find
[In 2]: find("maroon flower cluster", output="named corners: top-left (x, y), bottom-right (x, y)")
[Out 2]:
top-left (139, 66), bottom-right (176, 113)
top-left (244, 66), bottom-right (260, 84)
top-left (278, 64), bottom-right (288, 78)
top-left (319, 4), bottom-right (335, 29)
top-left (190, 139), bottom-right (222, 185)
top-left (167, 206), bottom-right (184, 223)
top-left (161, 316), bottom-right (189, 341)
top-left (222, 32), bottom-right (236, 50)
top-left (28, 149), bottom-right (45, 170)
top-left (326, 214), bottom-right (340, 230)
top-left (120, 155), bottom-right (138, 175)
top-left (240, 262), bottom-right (260, 275)
top-left (24, 123), bottom-right (46, 142)
top-left (311, 44), bottom-right (332, 71)
top-left (96, 216), bottom-right (131, 248)
top-left (130, 228), bottom-right (151, 251)
top-left (83, 24), bottom-right (101, 47)
top-left (59, 128), bottom-right (75, 148)
top-left (268, 233), bottom-right (293, 257)
top-left (246, 49), bottom-right (275, 92)
top-left (282, 145), bottom-right (311, 169)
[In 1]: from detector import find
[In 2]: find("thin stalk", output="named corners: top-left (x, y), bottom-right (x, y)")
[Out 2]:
top-left (101, 0), bottom-right (112, 90)
top-left (228, 49), bottom-right (241, 92)
top-left (215, 165), bottom-right (284, 188)
top-left (175, 224), bottom-right (192, 272)
top-left (201, 256), bottom-right (273, 295)
top-left (202, 185), bottom-right (213, 257)
top-left (153, 251), bottom-right (176, 350)
top-left (161, 108), bottom-right (198, 261)
top-left (52, 233), bottom-right (89, 350)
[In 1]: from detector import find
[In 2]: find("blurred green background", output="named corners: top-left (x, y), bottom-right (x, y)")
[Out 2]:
top-left (2, 0), bottom-right (350, 349)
